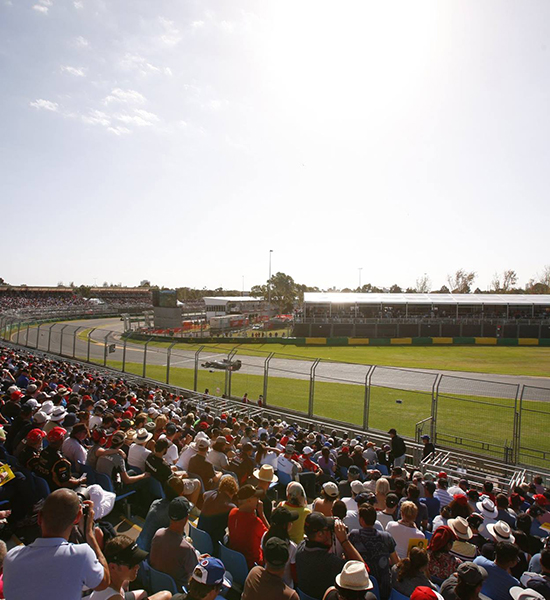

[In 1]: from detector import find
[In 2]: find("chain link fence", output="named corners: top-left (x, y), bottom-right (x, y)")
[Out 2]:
top-left (2, 316), bottom-right (549, 468)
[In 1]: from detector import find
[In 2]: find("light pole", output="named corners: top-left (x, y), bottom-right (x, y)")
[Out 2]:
top-left (268, 250), bottom-right (273, 315)
top-left (358, 267), bottom-right (363, 290)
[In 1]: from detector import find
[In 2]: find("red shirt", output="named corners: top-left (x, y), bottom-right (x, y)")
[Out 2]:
top-left (228, 507), bottom-right (268, 568)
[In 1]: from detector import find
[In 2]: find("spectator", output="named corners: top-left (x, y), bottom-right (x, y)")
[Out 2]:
top-left (481, 521), bottom-right (516, 561)
top-left (279, 481), bottom-right (312, 544)
top-left (377, 492), bottom-right (399, 530)
top-left (3, 489), bottom-right (109, 598)
top-left (61, 422), bottom-right (88, 465)
top-left (150, 497), bottom-right (199, 589)
top-left (529, 505), bottom-right (550, 540)
top-left (318, 446), bottom-right (337, 478)
top-left (14, 427), bottom-right (45, 468)
top-left (435, 478), bottom-right (453, 509)
top-left (128, 428), bottom-right (153, 471)
top-left (448, 516), bottom-right (478, 561)
top-left (375, 477), bottom-right (391, 511)
top-left (242, 537), bottom-right (299, 600)
top-left (263, 506), bottom-right (300, 587)
top-left (349, 504), bottom-right (398, 600)
top-left (323, 560), bottom-right (377, 600)
top-left (207, 436), bottom-right (231, 471)
top-left (496, 494), bottom-right (517, 529)
top-left (427, 525), bottom-right (462, 582)
top-left (313, 482), bottom-right (340, 517)
top-left (421, 480), bottom-right (442, 526)
top-left (388, 428), bottom-right (406, 468)
top-left (228, 484), bottom-right (269, 568)
top-left (440, 561), bottom-right (489, 600)
top-left (295, 513), bottom-right (365, 600)
top-left (520, 547), bottom-right (550, 598)
top-left (474, 541), bottom-right (520, 600)
top-left (339, 465), bottom-right (362, 498)
top-left (198, 474), bottom-right (238, 548)
top-left (391, 547), bottom-right (437, 595)
top-left (343, 480), bottom-right (366, 511)
top-left (98, 431), bottom-right (150, 488)
top-left (186, 556), bottom-right (230, 600)
top-left (398, 483), bottom-right (429, 530)
top-left (386, 500), bottom-right (426, 559)
top-left (146, 438), bottom-right (187, 485)
top-left (421, 434), bottom-right (436, 460)
top-left (277, 443), bottom-right (302, 479)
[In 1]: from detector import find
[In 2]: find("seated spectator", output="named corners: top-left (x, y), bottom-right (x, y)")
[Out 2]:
top-left (377, 492), bottom-right (399, 530)
top-left (435, 477), bottom-right (453, 508)
top-left (496, 494), bottom-right (517, 529)
top-left (338, 465), bottom-right (362, 498)
top-left (342, 480), bottom-right (366, 511)
top-left (229, 442), bottom-right (256, 485)
top-left (386, 500), bottom-right (426, 559)
top-left (32, 426), bottom-right (86, 490)
top-left (186, 556), bottom-right (231, 600)
top-left (98, 431), bottom-right (150, 488)
top-left (398, 483), bottom-right (429, 530)
top-left (279, 481), bottom-right (312, 544)
top-left (448, 516), bottom-right (478, 561)
top-left (3, 489), bottom-right (109, 598)
top-left (242, 537), bottom-right (299, 600)
top-left (349, 504), bottom-right (398, 600)
top-left (61, 422), bottom-right (88, 465)
top-left (421, 480), bottom-right (441, 526)
top-left (517, 513), bottom-right (545, 557)
top-left (318, 446), bottom-right (337, 478)
top-left (323, 560), bottom-right (377, 600)
top-left (277, 443), bottom-right (302, 479)
top-left (391, 547), bottom-right (438, 596)
top-left (263, 506), bottom-right (300, 588)
top-left (228, 484), bottom-right (269, 568)
top-left (207, 436), bottom-right (231, 471)
top-left (186, 436), bottom-right (219, 490)
top-left (481, 520), bottom-right (515, 560)
top-left (146, 438), bottom-right (186, 485)
top-left (313, 482), bottom-right (340, 517)
top-left (440, 561), bottom-right (489, 600)
top-left (433, 505), bottom-right (453, 532)
top-left (159, 422), bottom-right (180, 465)
top-left (295, 513), bottom-right (365, 600)
top-left (375, 477), bottom-right (391, 511)
top-left (468, 513), bottom-right (487, 552)
top-left (476, 498), bottom-right (499, 540)
top-left (351, 445), bottom-right (367, 473)
top-left (14, 427), bottom-right (45, 468)
top-left (128, 428), bottom-right (153, 471)
top-left (198, 474), bottom-right (238, 548)
top-left (150, 497), bottom-right (199, 589)
top-left (474, 541), bottom-right (521, 600)
top-left (427, 525), bottom-right (462, 582)
top-left (520, 547), bottom-right (550, 598)
top-left (530, 505), bottom-right (550, 540)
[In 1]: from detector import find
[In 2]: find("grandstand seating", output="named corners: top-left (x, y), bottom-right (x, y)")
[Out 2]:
top-left (218, 542), bottom-right (249, 587)
top-left (189, 521), bottom-right (214, 555)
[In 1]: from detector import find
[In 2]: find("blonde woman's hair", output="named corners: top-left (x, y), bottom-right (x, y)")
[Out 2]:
top-left (400, 500), bottom-right (419, 521)
top-left (155, 415), bottom-right (168, 429)
top-left (376, 477), bottom-right (390, 496)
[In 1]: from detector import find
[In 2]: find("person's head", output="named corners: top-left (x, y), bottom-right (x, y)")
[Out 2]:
top-left (540, 548), bottom-right (550, 574)
top-left (427, 525), bottom-right (456, 555)
top-left (154, 414), bottom-right (168, 430)
top-left (286, 482), bottom-right (307, 507)
top-left (384, 493), bottom-right (399, 514)
top-left (304, 512), bottom-right (335, 547)
top-left (438, 477), bottom-right (448, 490)
top-left (163, 476), bottom-right (185, 501)
top-left (154, 437), bottom-right (169, 456)
top-left (400, 500), bottom-right (418, 523)
top-left (263, 537), bottom-right (290, 574)
top-left (358, 504), bottom-right (377, 528)
top-left (46, 425), bottom-right (67, 449)
top-left (334, 560), bottom-right (374, 600)
top-left (424, 480), bottom-right (436, 497)
top-left (516, 512), bottom-right (533, 536)
top-left (396, 547), bottom-right (429, 581)
top-left (70, 422), bottom-right (88, 441)
top-left (218, 474), bottom-right (239, 499)
top-left (376, 478), bottom-right (390, 496)
top-left (388, 428), bottom-right (397, 438)
top-left (449, 494), bottom-right (471, 518)
top-left (189, 557), bottom-right (230, 600)
top-left (38, 488), bottom-right (82, 537)
top-left (321, 481), bottom-right (339, 502)
top-left (332, 500), bottom-right (347, 520)
top-left (168, 496), bottom-right (191, 531)
top-left (236, 484), bottom-right (261, 511)
top-left (455, 562), bottom-right (488, 600)
top-left (103, 535), bottom-right (148, 584)
top-left (421, 435), bottom-right (430, 445)
top-left (407, 484), bottom-right (420, 500)
top-left (496, 493), bottom-right (510, 510)
top-left (483, 480), bottom-right (494, 494)
top-left (494, 541), bottom-right (519, 569)
top-left (266, 507), bottom-right (299, 542)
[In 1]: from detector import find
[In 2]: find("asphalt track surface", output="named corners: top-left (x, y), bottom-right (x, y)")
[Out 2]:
top-left (15, 318), bottom-right (550, 399)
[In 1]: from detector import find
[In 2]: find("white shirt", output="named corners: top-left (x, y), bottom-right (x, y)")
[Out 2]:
top-left (89, 415), bottom-right (103, 430)
top-left (207, 449), bottom-right (229, 470)
top-left (343, 497), bottom-right (357, 511)
top-left (177, 445), bottom-right (197, 470)
top-left (277, 454), bottom-right (299, 476)
top-left (62, 437), bottom-right (87, 465)
top-left (158, 436), bottom-right (179, 465)
top-left (128, 443), bottom-right (151, 471)
top-left (4, 537), bottom-right (104, 600)
top-left (260, 451), bottom-right (278, 470)
top-left (386, 521), bottom-right (425, 558)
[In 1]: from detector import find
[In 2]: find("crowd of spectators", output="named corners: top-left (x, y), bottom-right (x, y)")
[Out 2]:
top-left (0, 343), bottom-right (548, 600)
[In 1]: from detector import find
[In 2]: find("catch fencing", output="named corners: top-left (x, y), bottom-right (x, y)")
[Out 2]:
top-left (1, 316), bottom-right (549, 469)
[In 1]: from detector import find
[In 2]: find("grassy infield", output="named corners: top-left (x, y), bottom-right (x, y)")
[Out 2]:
top-left (79, 337), bottom-right (550, 465)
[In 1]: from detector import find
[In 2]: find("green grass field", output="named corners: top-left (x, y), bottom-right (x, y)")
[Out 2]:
top-left (80, 355), bottom-right (550, 467)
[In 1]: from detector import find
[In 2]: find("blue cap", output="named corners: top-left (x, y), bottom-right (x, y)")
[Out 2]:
top-left (192, 557), bottom-right (231, 588)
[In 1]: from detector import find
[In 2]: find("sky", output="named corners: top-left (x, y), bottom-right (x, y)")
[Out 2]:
top-left (1, 0), bottom-right (549, 292)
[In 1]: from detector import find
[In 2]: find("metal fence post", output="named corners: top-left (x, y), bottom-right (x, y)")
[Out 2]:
top-left (25, 323), bottom-right (31, 347)
top-left (36, 324), bottom-right (42, 349)
top-left (87, 328), bottom-right (96, 363)
top-left (72, 327), bottom-right (82, 359)
top-left (166, 342), bottom-right (177, 384)
top-left (59, 325), bottom-right (68, 357)
top-left (515, 385), bottom-right (524, 465)
top-left (143, 337), bottom-right (153, 378)
top-left (194, 346), bottom-right (204, 392)
top-left (363, 365), bottom-right (376, 430)
top-left (263, 352), bottom-right (275, 407)
top-left (431, 374), bottom-right (442, 442)
top-left (16, 322), bottom-right (21, 344)
top-left (0, 318), bottom-right (5, 340)
top-left (308, 358), bottom-right (321, 418)
top-left (122, 333), bottom-right (130, 373)
top-left (47, 324), bottom-right (54, 353)
top-left (103, 332), bottom-right (110, 367)
top-left (225, 350), bottom-right (238, 397)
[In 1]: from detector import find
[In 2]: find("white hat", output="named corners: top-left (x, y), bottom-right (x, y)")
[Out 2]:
top-left (26, 399), bottom-right (41, 410)
top-left (86, 484), bottom-right (116, 520)
top-left (50, 406), bottom-right (67, 422)
top-left (253, 464), bottom-right (278, 483)
top-left (135, 428), bottom-right (153, 445)
top-left (351, 480), bottom-right (365, 495)
top-left (194, 437), bottom-right (210, 451)
top-left (323, 481), bottom-right (339, 498)
top-left (335, 561), bottom-right (373, 591)
top-left (510, 587), bottom-right (545, 600)
top-left (182, 478), bottom-right (201, 495)
top-left (487, 520), bottom-right (515, 544)
top-left (476, 498), bottom-right (498, 519)
top-left (41, 400), bottom-right (54, 415)
top-left (7, 385), bottom-right (19, 394)
top-left (148, 408), bottom-right (159, 418)
top-left (33, 410), bottom-right (49, 425)
top-left (302, 446), bottom-right (313, 455)
top-left (448, 516), bottom-right (473, 540)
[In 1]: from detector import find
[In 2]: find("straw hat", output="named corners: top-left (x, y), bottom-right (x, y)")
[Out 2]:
top-left (335, 561), bottom-right (373, 591)
top-left (253, 464), bottom-right (278, 483)
top-left (476, 498), bottom-right (498, 519)
top-left (487, 520), bottom-right (515, 544)
top-left (448, 517), bottom-right (473, 540)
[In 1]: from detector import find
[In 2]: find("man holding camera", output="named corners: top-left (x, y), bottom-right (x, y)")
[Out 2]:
top-left (295, 512), bottom-right (366, 600)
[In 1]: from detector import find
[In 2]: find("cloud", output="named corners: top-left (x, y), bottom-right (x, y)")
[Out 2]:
top-left (119, 53), bottom-right (172, 77)
top-left (32, 0), bottom-right (52, 13)
top-left (191, 20), bottom-right (204, 29)
top-left (61, 65), bottom-right (86, 77)
top-left (219, 21), bottom-right (235, 33)
top-left (81, 109), bottom-right (110, 126)
top-left (103, 88), bottom-right (146, 105)
top-left (30, 99), bottom-right (59, 112)
top-left (115, 109), bottom-right (159, 127)
top-left (74, 0), bottom-right (83, 7)
top-left (73, 36), bottom-right (89, 48)
top-left (107, 126), bottom-right (131, 136)
top-left (158, 17), bottom-right (181, 46)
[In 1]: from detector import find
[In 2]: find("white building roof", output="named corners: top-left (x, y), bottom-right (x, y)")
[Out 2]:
top-left (203, 296), bottom-right (263, 306)
top-left (303, 292), bottom-right (550, 306)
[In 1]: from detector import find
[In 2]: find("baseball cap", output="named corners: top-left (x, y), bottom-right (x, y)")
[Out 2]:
top-left (104, 539), bottom-right (148, 567)
top-left (323, 481), bottom-right (339, 498)
top-left (348, 465), bottom-right (361, 477)
top-left (456, 562), bottom-right (487, 585)
top-left (168, 497), bottom-right (191, 521)
top-left (351, 480), bottom-right (365, 495)
top-left (26, 428), bottom-right (47, 445)
top-left (385, 493), bottom-right (399, 508)
top-left (304, 512), bottom-right (335, 536)
top-left (410, 587), bottom-right (444, 600)
top-left (263, 537), bottom-right (290, 567)
top-left (46, 426), bottom-right (67, 443)
top-left (192, 557), bottom-right (231, 588)
top-left (110, 431), bottom-right (126, 448)
top-left (237, 485), bottom-right (262, 501)
top-left (270, 506), bottom-right (299, 527)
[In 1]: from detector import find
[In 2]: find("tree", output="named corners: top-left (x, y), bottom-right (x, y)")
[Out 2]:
top-left (447, 269), bottom-right (476, 293)
top-left (389, 284), bottom-right (403, 293)
top-left (415, 274), bottom-right (431, 293)
top-left (57, 281), bottom-right (64, 287)
top-left (491, 270), bottom-right (518, 292)
top-left (525, 266), bottom-right (550, 294)
top-left (140, 280), bottom-right (151, 287)
top-left (434, 285), bottom-right (450, 294)
top-left (266, 272), bottom-right (298, 312)
top-left (0, 277), bottom-right (6, 285)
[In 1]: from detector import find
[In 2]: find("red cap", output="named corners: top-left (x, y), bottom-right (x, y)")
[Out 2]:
top-left (341, 446), bottom-right (349, 454)
top-left (82, 395), bottom-right (92, 401)
top-left (27, 429), bottom-right (47, 444)
top-left (108, 399), bottom-right (117, 407)
top-left (199, 421), bottom-right (209, 430)
top-left (534, 494), bottom-right (547, 507)
top-left (437, 471), bottom-right (448, 479)
top-left (10, 390), bottom-right (23, 401)
top-left (47, 426), bottom-right (67, 443)
top-left (122, 410), bottom-right (133, 419)
top-left (410, 587), bottom-right (443, 600)
top-left (130, 397), bottom-right (137, 405)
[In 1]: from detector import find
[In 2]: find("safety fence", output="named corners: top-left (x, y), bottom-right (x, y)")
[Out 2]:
top-left (1, 316), bottom-right (549, 470)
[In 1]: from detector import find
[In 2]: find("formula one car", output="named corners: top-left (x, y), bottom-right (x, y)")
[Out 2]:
top-left (201, 358), bottom-right (242, 372)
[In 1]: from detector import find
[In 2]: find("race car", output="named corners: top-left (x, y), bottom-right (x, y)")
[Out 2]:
top-left (201, 358), bottom-right (242, 372)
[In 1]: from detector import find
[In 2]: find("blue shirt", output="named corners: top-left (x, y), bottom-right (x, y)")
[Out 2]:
top-left (474, 555), bottom-right (520, 600)
top-left (4, 537), bottom-right (104, 600)
top-left (420, 496), bottom-right (441, 523)
top-left (136, 498), bottom-right (170, 551)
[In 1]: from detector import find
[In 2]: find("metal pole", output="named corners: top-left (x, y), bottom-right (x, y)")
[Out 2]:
top-left (72, 327), bottom-right (82, 358)
top-left (263, 352), bottom-right (274, 407)
top-left (514, 384), bottom-right (523, 465)
top-left (166, 342), bottom-right (177, 384)
top-left (431, 374), bottom-right (442, 442)
top-left (363, 365), bottom-right (376, 430)
top-left (143, 337), bottom-right (153, 378)
top-left (194, 346), bottom-right (204, 391)
top-left (103, 332), bottom-right (110, 367)
top-left (25, 323), bottom-right (30, 347)
top-left (225, 350), bottom-right (237, 397)
top-left (122, 332), bottom-right (130, 373)
top-left (16, 322), bottom-right (21, 344)
top-left (47, 324), bottom-right (54, 353)
top-left (308, 358), bottom-right (321, 418)
top-left (87, 328), bottom-right (96, 363)
top-left (59, 325), bottom-right (68, 356)
top-left (268, 249), bottom-right (273, 315)
top-left (36, 324), bottom-right (42, 349)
